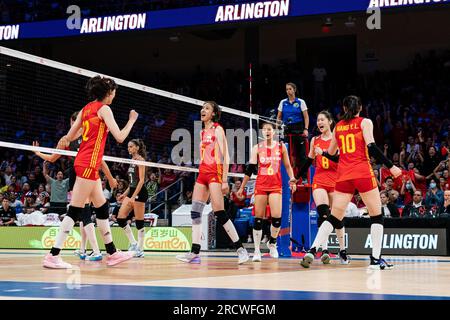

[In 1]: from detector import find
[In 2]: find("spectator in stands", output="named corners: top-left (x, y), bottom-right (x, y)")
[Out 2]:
top-left (27, 172), bottom-right (39, 192)
top-left (102, 179), bottom-right (112, 201)
top-left (423, 146), bottom-right (442, 180)
top-left (43, 162), bottom-right (69, 215)
top-left (425, 178), bottom-right (444, 208)
top-left (388, 189), bottom-right (401, 206)
top-left (36, 192), bottom-right (51, 214)
top-left (9, 192), bottom-right (23, 214)
top-left (230, 179), bottom-right (246, 209)
top-left (402, 190), bottom-right (427, 218)
top-left (33, 165), bottom-right (46, 185)
top-left (400, 176), bottom-right (416, 205)
top-left (23, 192), bottom-right (38, 214)
top-left (2, 166), bottom-right (13, 186)
top-left (9, 176), bottom-right (21, 193)
top-left (380, 190), bottom-right (400, 218)
top-left (440, 190), bottom-right (450, 216)
top-left (352, 192), bottom-right (366, 209)
top-left (382, 176), bottom-right (395, 193)
top-left (113, 179), bottom-right (128, 200)
top-left (145, 172), bottom-right (159, 203)
top-left (0, 198), bottom-right (16, 226)
top-left (184, 189), bottom-right (193, 205)
top-left (158, 168), bottom-right (178, 190)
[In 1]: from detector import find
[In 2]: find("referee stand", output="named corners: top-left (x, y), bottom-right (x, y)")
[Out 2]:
top-left (278, 133), bottom-right (317, 257)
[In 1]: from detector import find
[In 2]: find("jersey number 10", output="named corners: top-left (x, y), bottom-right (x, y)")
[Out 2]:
top-left (339, 134), bottom-right (356, 154)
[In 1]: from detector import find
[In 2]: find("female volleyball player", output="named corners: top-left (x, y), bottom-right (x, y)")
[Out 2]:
top-left (34, 112), bottom-right (118, 262)
top-left (301, 96), bottom-right (401, 270)
top-left (237, 121), bottom-right (296, 262)
top-left (43, 75), bottom-right (139, 268)
top-left (176, 101), bottom-right (249, 264)
top-left (117, 139), bottom-right (148, 258)
top-left (300, 111), bottom-right (349, 265)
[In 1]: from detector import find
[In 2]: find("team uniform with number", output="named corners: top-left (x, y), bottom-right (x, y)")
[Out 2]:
top-left (127, 163), bottom-right (148, 202)
top-left (334, 117), bottom-right (377, 193)
top-left (254, 142), bottom-right (283, 195)
top-left (312, 136), bottom-right (338, 193)
top-left (74, 101), bottom-right (108, 181)
top-left (197, 123), bottom-right (223, 186)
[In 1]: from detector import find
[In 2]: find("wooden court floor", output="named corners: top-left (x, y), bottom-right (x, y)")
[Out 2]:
top-left (0, 249), bottom-right (449, 300)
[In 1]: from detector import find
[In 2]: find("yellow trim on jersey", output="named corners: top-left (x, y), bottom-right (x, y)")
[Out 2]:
top-left (90, 122), bottom-right (105, 168)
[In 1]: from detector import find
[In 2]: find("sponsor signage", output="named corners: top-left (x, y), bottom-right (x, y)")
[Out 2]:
top-left (1, 0), bottom-right (448, 41)
top-left (0, 226), bottom-right (191, 251)
top-left (340, 228), bottom-right (448, 255)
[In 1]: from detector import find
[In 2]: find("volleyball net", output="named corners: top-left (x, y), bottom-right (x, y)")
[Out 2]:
top-left (0, 45), bottom-right (269, 179)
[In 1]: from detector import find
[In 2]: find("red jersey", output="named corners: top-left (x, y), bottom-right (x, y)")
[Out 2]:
top-left (199, 123), bottom-right (223, 176)
top-left (74, 101), bottom-right (108, 171)
top-left (313, 135), bottom-right (338, 187)
top-left (255, 142), bottom-right (283, 191)
top-left (335, 117), bottom-right (375, 182)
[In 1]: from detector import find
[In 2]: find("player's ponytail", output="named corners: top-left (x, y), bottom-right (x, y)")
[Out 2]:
top-left (86, 76), bottom-right (118, 101)
top-left (205, 101), bottom-right (221, 122)
top-left (130, 139), bottom-right (147, 159)
top-left (70, 111), bottom-right (79, 122)
top-left (342, 95), bottom-right (362, 121)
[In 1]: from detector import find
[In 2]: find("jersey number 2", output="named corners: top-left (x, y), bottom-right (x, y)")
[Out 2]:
top-left (82, 120), bottom-right (90, 142)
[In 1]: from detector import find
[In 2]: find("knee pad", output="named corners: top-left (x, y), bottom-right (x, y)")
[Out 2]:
top-left (215, 210), bottom-right (229, 225)
top-left (81, 205), bottom-right (93, 226)
top-left (95, 201), bottom-right (109, 219)
top-left (271, 217), bottom-right (282, 229)
top-left (192, 200), bottom-right (205, 214)
top-left (370, 214), bottom-right (384, 226)
top-left (117, 218), bottom-right (127, 228)
top-left (253, 218), bottom-right (263, 231)
top-left (135, 220), bottom-right (144, 230)
top-left (317, 204), bottom-right (330, 227)
top-left (327, 214), bottom-right (344, 230)
top-left (67, 206), bottom-right (83, 222)
top-left (191, 201), bottom-right (205, 225)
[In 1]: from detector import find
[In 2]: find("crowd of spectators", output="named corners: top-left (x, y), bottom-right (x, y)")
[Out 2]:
top-left (1, 48), bottom-right (450, 227)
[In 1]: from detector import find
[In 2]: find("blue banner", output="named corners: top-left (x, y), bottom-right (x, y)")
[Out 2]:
top-left (0, 0), bottom-right (448, 41)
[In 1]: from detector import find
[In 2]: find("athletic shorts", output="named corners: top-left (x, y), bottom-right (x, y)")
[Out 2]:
top-left (335, 177), bottom-right (378, 194)
top-left (196, 172), bottom-right (222, 186)
top-left (74, 166), bottom-right (100, 181)
top-left (254, 188), bottom-right (282, 196)
top-left (128, 187), bottom-right (149, 203)
top-left (312, 183), bottom-right (335, 194)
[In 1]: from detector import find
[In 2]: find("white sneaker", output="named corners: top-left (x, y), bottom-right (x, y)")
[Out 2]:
top-left (176, 252), bottom-right (200, 264)
top-left (252, 251), bottom-right (262, 262)
top-left (43, 253), bottom-right (72, 269)
top-left (128, 243), bottom-right (138, 252)
top-left (267, 242), bottom-right (279, 259)
top-left (237, 247), bottom-right (249, 265)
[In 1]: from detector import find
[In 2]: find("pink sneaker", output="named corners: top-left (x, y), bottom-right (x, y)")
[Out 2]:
top-left (106, 250), bottom-right (134, 266)
top-left (43, 253), bottom-right (72, 269)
